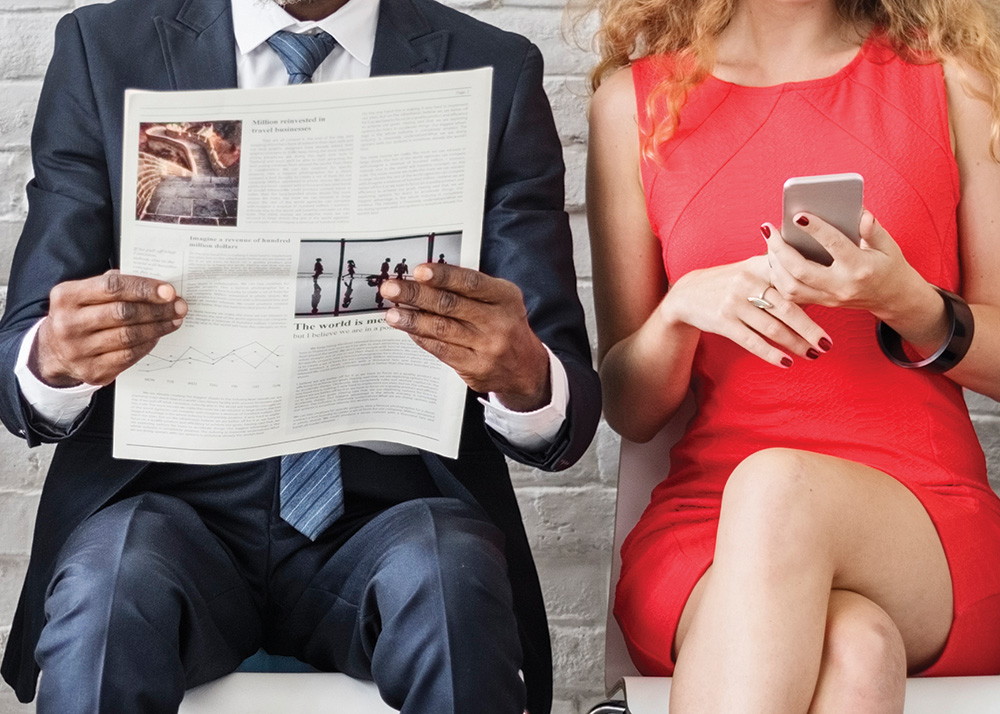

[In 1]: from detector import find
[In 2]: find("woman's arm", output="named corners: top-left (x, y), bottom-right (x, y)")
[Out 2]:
top-left (943, 59), bottom-right (1000, 399)
top-left (588, 69), bottom-right (829, 441)
top-left (588, 69), bottom-right (695, 441)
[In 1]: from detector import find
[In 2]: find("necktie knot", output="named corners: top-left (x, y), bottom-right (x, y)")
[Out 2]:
top-left (266, 29), bottom-right (337, 85)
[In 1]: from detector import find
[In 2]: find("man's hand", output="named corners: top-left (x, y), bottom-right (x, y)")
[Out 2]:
top-left (380, 264), bottom-right (551, 412)
top-left (30, 270), bottom-right (187, 388)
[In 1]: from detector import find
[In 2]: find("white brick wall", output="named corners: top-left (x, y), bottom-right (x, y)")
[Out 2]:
top-left (2, 3), bottom-right (1000, 714)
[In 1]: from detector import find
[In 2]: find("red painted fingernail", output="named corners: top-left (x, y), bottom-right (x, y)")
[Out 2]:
top-left (780, 356), bottom-right (793, 368)
top-left (760, 224), bottom-right (771, 239)
top-left (818, 337), bottom-right (832, 351)
top-left (796, 215), bottom-right (809, 226)
top-left (806, 348), bottom-right (820, 360)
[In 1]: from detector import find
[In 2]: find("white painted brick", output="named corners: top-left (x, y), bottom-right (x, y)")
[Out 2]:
top-left (973, 414), bottom-right (1000, 491)
top-left (0, 424), bottom-right (51, 494)
top-left (0, 494), bottom-right (39, 556)
top-left (594, 420), bottom-right (620, 487)
top-left (569, 209), bottom-right (590, 280)
top-left (0, 150), bottom-right (32, 222)
top-left (440, 0), bottom-right (493, 10)
top-left (551, 624), bottom-right (605, 693)
top-left (0, 13), bottom-right (59, 81)
top-left (0, 83), bottom-right (41, 150)
top-left (0, 557), bottom-right (28, 625)
top-left (6, 0), bottom-right (72, 8)
top-left (550, 699), bottom-right (580, 714)
top-left (504, 0), bottom-right (572, 10)
top-left (563, 143), bottom-right (586, 210)
top-left (516, 485), bottom-right (616, 556)
top-left (545, 75), bottom-right (589, 146)
top-left (464, 7), bottom-right (594, 76)
top-left (536, 553), bottom-right (609, 622)
top-left (577, 281), bottom-right (597, 354)
top-left (966, 390), bottom-right (1000, 416)
top-left (0, 688), bottom-right (34, 714)
top-left (0, 222), bottom-right (24, 284)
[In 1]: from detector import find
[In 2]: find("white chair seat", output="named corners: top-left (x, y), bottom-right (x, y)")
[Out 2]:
top-left (609, 676), bottom-right (1000, 713)
top-left (178, 672), bottom-right (396, 713)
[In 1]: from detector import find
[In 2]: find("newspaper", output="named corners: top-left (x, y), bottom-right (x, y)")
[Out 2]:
top-left (112, 68), bottom-right (493, 464)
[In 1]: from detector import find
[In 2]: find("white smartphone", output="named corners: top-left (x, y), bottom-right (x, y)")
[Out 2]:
top-left (781, 173), bottom-right (864, 265)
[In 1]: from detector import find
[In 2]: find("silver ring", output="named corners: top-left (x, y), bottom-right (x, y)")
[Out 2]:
top-left (747, 285), bottom-right (774, 310)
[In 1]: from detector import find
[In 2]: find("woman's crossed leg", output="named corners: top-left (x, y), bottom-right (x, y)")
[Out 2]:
top-left (670, 447), bottom-right (953, 714)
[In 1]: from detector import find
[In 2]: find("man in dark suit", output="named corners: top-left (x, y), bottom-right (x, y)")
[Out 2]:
top-left (0, 0), bottom-right (601, 713)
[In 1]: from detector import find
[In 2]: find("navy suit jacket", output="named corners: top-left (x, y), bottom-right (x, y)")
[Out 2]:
top-left (0, 0), bottom-right (601, 711)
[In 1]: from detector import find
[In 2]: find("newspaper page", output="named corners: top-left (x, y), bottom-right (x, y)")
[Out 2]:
top-left (112, 68), bottom-right (492, 464)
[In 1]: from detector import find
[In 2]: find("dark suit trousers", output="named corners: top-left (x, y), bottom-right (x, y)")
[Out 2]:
top-left (32, 451), bottom-right (526, 714)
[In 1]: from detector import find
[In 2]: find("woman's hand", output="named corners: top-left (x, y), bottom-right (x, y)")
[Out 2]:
top-left (765, 210), bottom-right (927, 318)
top-left (764, 210), bottom-right (950, 351)
top-left (662, 254), bottom-right (832, 369)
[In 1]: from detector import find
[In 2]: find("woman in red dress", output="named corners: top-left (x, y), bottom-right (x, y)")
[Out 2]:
top-left (587, 0), bottom-right (1000, 711)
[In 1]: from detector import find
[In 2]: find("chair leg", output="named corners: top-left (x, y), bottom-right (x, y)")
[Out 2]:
top-left (586, 701), bottom-right (627, 714)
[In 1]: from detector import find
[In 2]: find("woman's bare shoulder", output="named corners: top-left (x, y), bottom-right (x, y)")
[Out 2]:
top-left (590, 65), bottom-right (638, 129)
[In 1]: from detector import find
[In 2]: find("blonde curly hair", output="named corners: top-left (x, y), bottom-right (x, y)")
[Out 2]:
top-left (590, 0), bottom-right (1000, 160)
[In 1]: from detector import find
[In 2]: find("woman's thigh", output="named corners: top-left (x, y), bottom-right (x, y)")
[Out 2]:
top-left (675, 448), bottom-right (953, 669)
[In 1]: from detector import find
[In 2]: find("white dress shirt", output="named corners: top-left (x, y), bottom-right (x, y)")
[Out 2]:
top-left (14, 0), bottom-right (570, 453)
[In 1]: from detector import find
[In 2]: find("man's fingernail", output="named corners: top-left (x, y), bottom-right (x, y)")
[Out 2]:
top-left (174, 300), bottom-right (187, 316)
top-left (385, 309), bottom-right (399, 325)
top-left (381, 282), bottom-right (398, 297)
top-left (172, 318), bottom-right (183, 327)
top-left (157, 285), bottom-right (173, 300)
top-left (414, 265), bottom-right (433, 281)
top-left (796, 215), bottom-right (809, 226)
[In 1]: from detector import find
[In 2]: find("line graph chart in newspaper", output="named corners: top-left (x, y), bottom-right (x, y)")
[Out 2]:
top-left (137, 342), bottom-right (284, 375)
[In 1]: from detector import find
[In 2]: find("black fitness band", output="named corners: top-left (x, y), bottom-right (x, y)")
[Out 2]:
top-left (876, 287), bottom-right (974, 374)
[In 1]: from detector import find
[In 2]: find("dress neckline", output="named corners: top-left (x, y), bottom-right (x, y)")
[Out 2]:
top-left (705, 35), bottom-right (871, 94)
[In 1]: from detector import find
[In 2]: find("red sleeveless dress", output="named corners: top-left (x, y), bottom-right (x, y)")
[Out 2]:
top-left (615, 37), bottom-right (1000, 676)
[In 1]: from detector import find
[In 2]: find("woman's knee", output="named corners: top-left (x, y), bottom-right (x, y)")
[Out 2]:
top-left (816, 592), bottom-right (907, 711)
top-left (718, 448), bottom-right (833, 563)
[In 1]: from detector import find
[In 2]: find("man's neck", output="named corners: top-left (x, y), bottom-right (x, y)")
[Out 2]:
top-left (279, 0), bottom-right (352, 21)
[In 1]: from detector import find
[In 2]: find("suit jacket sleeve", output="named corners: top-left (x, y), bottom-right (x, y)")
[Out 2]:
top-left (0, 14), bottom-right (112, 447)
top-left (478, 44), bottom-right (601, 471)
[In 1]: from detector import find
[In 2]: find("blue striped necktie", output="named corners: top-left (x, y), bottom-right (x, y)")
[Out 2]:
top-left (280, 447), bottom-right (344, 540)
top-left (266, 29), bottom-right (337, 85)
top-left (268, 29), bottom-right (343, 539)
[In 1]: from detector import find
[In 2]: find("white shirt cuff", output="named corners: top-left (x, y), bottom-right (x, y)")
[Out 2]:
top-left (14, 319), bottom-right (100, 429)
top-left (480, 345), bottom-right (569, 453)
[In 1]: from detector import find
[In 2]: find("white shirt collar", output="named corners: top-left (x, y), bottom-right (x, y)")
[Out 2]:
top-left (231, 0), bottom-right (379, 69)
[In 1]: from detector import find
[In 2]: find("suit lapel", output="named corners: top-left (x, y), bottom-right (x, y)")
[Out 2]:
top-left (155, 0), bottom-right (239, 91)
top-left (371, 0), bottom-right (449, 77)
